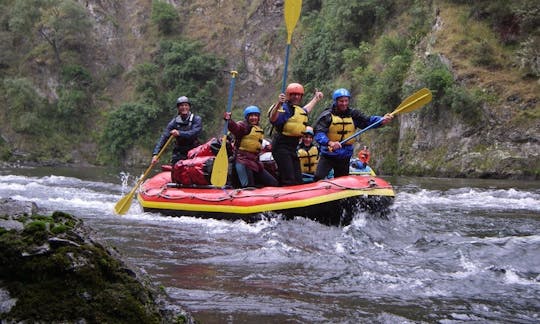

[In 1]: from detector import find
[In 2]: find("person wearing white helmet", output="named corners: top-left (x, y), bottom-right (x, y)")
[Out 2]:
top-left (224, 106), bottom-right (278, 188)
top-left (151, 96), bottom-right (202, 165)
top-left (312, 88), bottom-right (393, 181)
top-left (268, 82), bottom-right (323, 186)
top-left (296, 126), bottom-right (319, 183)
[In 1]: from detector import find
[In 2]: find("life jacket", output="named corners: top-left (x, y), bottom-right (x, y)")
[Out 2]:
top-left (281, 105), bottom-right (308, 137)
top-left (173, 113), bottom-right (198, 147)
top-left (297, 145), bottom-right (319, 174)
top-left (238, 125), bottom-right (264, 153)
top-left (327, 114), bottom-right (355, 145)
top-left (174, 113), bottom-right (194, 129)
top-left (171, 155), bottom-right (214, 185)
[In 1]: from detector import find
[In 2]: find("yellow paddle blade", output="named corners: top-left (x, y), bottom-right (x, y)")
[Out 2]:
top-left (392, 88), bottom-right (432, 116)
top-left (114, 187), bottom-right (137, 215)
top-left (210, 135), bottom-right (229, 187)
top-left (284, 0), bottom-right (302, 43)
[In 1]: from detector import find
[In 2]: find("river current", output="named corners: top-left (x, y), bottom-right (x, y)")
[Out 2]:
top-left (1, 166), bottom-right (539, 323)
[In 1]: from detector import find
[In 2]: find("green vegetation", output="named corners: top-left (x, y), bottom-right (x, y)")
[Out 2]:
top-left (100, 39), bottom-right (225, 164)
top-left (151, 0), bottom-right (180, 36)
top-left (1, 0), bottom-right (226, 164)
top-left (0, 0), bottom-right (537, 175)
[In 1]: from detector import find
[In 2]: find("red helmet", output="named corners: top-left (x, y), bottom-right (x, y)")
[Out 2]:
top-left (285, 83), bottom-right (304, 95)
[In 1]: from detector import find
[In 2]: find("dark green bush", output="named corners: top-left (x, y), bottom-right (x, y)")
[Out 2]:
top-left (61, 64), bottom-right (92, 87)
top-left (151, 0), bottom-right (179, 36)
top-left (421, 62), bottom-right (454, 95)
top-left (442, 86), bottom-right (484, 125)
top-left (56, 89), bottom-right (89, 117)
top-left (100, 102), bottom-right (160, 162)
top-left (1, 78), bottom-right (47, 135)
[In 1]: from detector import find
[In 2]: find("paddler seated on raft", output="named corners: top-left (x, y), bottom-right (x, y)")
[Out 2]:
top-left (312, 88), bottom-right (393, 181)
top-left (351, 146), bottom-right (371, 170)
top-left (151, 96), bottom-right (202, 166)
top-left (296, 126), bottom-right (319, 183)
top-left (268, 83), bottom-right (323, 186)
top-left (224, 105), bottom-right (278, 188)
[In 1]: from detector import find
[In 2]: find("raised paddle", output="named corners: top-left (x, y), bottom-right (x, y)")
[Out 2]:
top-left (338, 88), bottom-right (433, 145)
top-left (114, 135), bottom-right (174, 215)
top-left (281, 0), bottom-right (302, 93)
top-left (268, 0), bottom-right (302, 131)
top-left (210, 70), bottom-right (238, 187)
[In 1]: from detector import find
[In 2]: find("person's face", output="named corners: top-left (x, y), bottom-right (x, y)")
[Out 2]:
top-left (288, 92), bottom-right (303, 105)
top-left (336, 96), bottom-right (349, 111)
top-left (302, 135), bottom-right (313, 145)
top-left (177, 103), bottom-right (190, 115)
top-left (247, 113), bottom-right (260, 126)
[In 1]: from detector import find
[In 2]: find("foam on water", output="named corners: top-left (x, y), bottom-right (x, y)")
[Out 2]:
top-left (396, 186), bottom-right (540, 212)
top-left (1, 170), bottom-right (539, 323)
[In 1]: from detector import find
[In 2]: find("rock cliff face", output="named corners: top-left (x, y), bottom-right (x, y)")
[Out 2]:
top-left (82, 0), bottom-right (286, 110)
top-left (398, 102), bottom-right (539, 178)
top-left (58, 0), bottom-right (540, 179)
top-left (2, 0), bottom-right (538, 179)
top-left (394, 7), bottom-right (539, 179)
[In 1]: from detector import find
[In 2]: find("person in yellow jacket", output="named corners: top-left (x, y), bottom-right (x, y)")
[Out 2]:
top-left (268, 83), bottom-right (323, 186)
top-left (296, 126), bottom-right (319, 183)
top-left (313, 88), bottom-right (393, 181)
top-left (224, 106), bottom-right (278, 188)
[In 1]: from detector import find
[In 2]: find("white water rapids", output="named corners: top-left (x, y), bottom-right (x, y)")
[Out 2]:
top-left (1, 167), bottom-right (539, 323)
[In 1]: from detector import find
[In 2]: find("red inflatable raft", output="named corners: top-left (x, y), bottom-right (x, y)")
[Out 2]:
top-left (137, 171), bottom-right (395, 226)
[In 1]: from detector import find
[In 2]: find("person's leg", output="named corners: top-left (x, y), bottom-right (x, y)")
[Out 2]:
top-left (246, 168), bottom-right (256, 187)
top-left (273, 149), bottom-right (296, 186)
top-left (235, 162), bottom-right (249, 187)
top-left (332, 158), bottom-right (351, 178)
top-left (291, 153), bottom-right (303, 185)
top-left (255, 169), bottom-right (279, 187)
top-left (314, 155), bottom-right (334, 181)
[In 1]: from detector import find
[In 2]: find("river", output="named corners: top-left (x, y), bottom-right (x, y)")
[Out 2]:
top-left (1, 165), bottom-right (539, 323)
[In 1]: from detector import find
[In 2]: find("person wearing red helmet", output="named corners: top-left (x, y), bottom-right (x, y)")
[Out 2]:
top-left (224, 106), bottom-right (278, 188)
top-left (268, 83), bottom-right (323, 186)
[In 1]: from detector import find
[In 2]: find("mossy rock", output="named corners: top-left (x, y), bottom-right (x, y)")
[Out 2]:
top-left (0, 199), bottom-right (193, 323)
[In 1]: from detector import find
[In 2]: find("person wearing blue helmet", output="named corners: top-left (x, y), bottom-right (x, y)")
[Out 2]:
top-left (152, 96), bottom-right (202, 165)
top-left (224, 106), bottom-right (278, 188)
top-left (312, 88), bottom-right (393, 181)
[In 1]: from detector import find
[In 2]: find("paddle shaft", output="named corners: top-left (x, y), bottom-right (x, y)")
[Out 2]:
top-left (338, 88), bottom-right (432, 145)
top-left (281, 45), bottom-right (292, 93)
top-left (223, 71), bottom-right (238, 133)
top-left (210, 70), bottom-right (238, 187)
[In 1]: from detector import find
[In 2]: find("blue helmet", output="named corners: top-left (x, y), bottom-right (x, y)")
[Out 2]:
top-left (332, 88), bottom-right (351, 105)
top-left (243, 105), bottom-right (261, 119)
top-left (303, 126), bottom-right (314, 136)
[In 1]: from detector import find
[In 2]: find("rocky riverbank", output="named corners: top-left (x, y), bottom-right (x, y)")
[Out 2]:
top-left (0, 198), bottom-right (195, 323)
